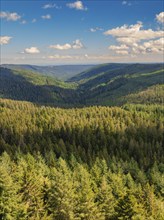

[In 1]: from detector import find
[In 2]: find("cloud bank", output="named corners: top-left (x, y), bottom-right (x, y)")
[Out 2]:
top-left (104, 16), bottom-right (164, 56)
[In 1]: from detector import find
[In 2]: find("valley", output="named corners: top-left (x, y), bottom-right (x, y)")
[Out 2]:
top-left (1, 63), bottom-right (163, 107)
top-left (1, 0), bottom-right (164, 219)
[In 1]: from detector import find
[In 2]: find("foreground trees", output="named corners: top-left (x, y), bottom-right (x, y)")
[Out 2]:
top-left (0, 153), bottom-right (164, 220)
top-left (0, 98), bottom-right (163, 219)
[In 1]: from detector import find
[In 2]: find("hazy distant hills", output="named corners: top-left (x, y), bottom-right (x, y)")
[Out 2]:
top-left (1, 64), bottom-right (95, 80)
top-left (0, 63), bottom-right (163, 106)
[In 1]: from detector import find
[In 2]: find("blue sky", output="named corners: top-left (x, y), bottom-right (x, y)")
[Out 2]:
top-left (0, 0), bottom-right (163, 65)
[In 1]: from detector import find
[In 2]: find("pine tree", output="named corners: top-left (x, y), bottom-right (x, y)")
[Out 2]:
top-left (74, 164), bottom-right (103, 220)
top-left (97, 175), bottom-right (115, 219)
top-left (114, 191), bottom-right (136, 220)
top-left (48, 158), bottom-right (76, 220)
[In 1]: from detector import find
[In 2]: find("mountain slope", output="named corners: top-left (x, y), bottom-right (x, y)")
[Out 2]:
top-left (1, 64), bottom-right (95, 80)
top-left (0, 67), bottom-right (79, 106)
top-left (73, 63), bottom-right (164, 105)
top-left (0, 63), bottom-right (163, 106)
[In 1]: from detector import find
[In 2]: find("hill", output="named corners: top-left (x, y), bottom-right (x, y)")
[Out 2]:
top-left (1, 64), bottom-right (95, 80)
top-left (0, 63), bottom-right (163, 106)
top-left (72, 63), bottom-right (164, 106)
top-left (0, 67), bottom-right (78, 106)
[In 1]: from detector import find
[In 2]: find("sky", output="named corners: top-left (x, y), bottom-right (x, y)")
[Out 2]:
top-left (0, 0), bottom-right (164, 65)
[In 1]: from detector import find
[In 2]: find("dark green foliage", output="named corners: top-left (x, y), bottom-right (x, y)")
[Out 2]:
top-left (0, 63), bottom-right (163, 106)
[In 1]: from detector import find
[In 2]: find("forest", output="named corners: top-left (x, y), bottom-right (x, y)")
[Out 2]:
top-left (0, 98), bottom-right (163, 219)
top-left (1, 63), bottom-right (163, 106)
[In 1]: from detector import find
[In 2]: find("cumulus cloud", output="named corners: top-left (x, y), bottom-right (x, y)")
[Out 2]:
top-left (23, 47), bottom-right (40, 54)
top-left (0, 36), bottom-right (12, 45)
top-left (109, 44), bottom-right (129, 56)
top-left (116, 37), bottom-right (139, 45)
top-left (156, 12), bottom-right (164, 23)
top-left (41, 14), bottom-right (51, 19)
top-left (104, 22), bottom-right (163, 42)
top-left (90, 27), bottom-right (103, 32)
top-left (105, 16), bottom-right (164, 56)
top-left (132, 38), bottom-right (164, 54)
top-left (67, 1), bottom-right (87, 11)
top-left (0, 11), bottom-right (21, 21)
top-left (72, 39), bottom-right (84, 49)
top-left (42, 3), bottom-right (61, 9)
top-left (49, 43), bottom-right (72, 50)
top-left (49, 39), bottom-right (84, 50)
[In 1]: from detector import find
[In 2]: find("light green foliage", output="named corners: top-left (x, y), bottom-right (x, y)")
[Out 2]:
top-left (0, 99), bottom-right (163, 219)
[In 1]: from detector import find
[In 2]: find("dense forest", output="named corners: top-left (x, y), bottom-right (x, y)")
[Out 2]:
top-left (0, 98), bottom-right (163, 219)
top-left (1, 63), bottom-right (163, 106)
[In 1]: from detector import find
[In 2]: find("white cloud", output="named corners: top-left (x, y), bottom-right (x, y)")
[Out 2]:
top-left (49, 39), bottom-right (84, 50)
top-left (109, 44), bottom-right (129, 50)
top-left (67, 1), bottom-right (87, 11)
top-left (156, 12), bottom-right (164, 23)
top-left (104, 22), bottom-right (163, 44)
top-left (90, 27), bottom-right (103, 32)
top-left (0, 36), bottom-right (12, 45)
top-left (104, 15), bottom-right (164, 57)
top-left (143, 38), bottom-right (164, 50)
top-left (116, 37), bottom-right (139, 45)
top-left (109, 44), bottom-right (129, 56)
top-left (49, 43), bottom-right (72, 50)
top-left (41, 14), bottom-right (51, 19)
top-left (23, 47), bottom-right (40, 54)
top-left (32, 19), bottom-right (36, 23)
top-left (0, 11), bottom-right (21, 21)
top-left (133, 38), bottom-right (164, 54)
top-left (42, 3), bottom-right (61, 9)
top-left (72, 39), bottom-right (84, 49)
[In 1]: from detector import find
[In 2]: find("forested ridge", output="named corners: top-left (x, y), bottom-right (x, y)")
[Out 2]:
top-left (1, 63), bottom-right (163, 106)
top-left (0, 98), bottom-right (164, 219)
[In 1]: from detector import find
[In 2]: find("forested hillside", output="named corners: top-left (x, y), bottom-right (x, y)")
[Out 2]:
top-left (0, 63), bottom-right (163, 106)
top-left (1, 64), bottom-right (94, 80)
top-left (0, 63), bottom-right (164, 219)
top-left (0, 67), bottom-right (78, 106)
top-left (0, 98), bottom-right (164, 219)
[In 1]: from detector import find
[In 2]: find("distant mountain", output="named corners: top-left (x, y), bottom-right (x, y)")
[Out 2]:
top-left (0, 63), bottom-right (163, 106)
top-left (1, 64), bottom-right (95, 80)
